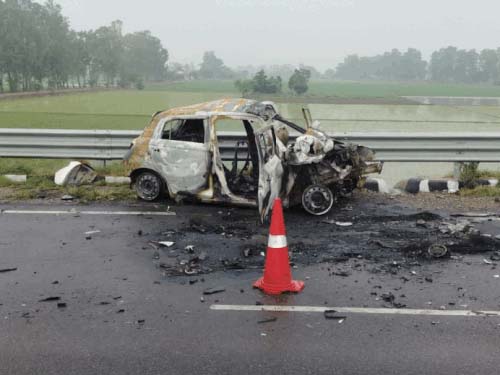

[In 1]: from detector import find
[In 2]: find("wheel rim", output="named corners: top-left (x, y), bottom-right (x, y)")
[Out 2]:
top-left (136, 173), bottom-right (161, 201)
top-left (302, 185), bottom-right (335, 216)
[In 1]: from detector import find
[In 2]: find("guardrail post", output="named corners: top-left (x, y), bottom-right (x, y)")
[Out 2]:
top-left (453, 162), bottom-right (463, 179)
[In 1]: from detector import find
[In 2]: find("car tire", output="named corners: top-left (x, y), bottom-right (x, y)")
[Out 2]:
top-left (301, 184), bottom-right (335, 216)
top-left (134, 171), bottom-right (164, 201)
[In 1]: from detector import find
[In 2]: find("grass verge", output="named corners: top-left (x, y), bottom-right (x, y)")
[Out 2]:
top-left (460, 186), bottom-right (500, 198)
top-left (0, 176), bottom-right (136, 202)
top-left (0, 159), bottom-right (128, 177)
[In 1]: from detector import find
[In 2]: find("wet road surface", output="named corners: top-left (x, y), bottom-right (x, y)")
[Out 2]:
top-left (1, 199), bottom-right (500, 375)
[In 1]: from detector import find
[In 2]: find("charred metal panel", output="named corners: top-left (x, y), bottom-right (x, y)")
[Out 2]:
top-left (150, 139), bottom-right (210, 194)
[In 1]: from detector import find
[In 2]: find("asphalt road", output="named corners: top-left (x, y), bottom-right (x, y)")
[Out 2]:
top-left (1, 201), bottom-right (500, 375)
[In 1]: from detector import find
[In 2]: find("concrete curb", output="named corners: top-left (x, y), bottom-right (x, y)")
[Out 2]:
top-left (104, 176), bottom-right (131, 184)
top-left (2, 175), bottom-right (27, 183)
top-left (1, 174), bottom-right (131, 185)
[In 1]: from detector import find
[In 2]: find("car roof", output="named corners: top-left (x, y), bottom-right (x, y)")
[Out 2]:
top-left (155, 98), bottom-right (277, 120)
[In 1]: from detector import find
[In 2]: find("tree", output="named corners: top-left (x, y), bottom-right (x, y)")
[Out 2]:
top-left (430, 46), bottom-right (458, 82)
top-left (252, 70), bottom-right (282, 93)
top-left (121, 31), bottom-right (168, 86)
top-left (430, 47), bottom-right (480, 83)
top-left (334, 48), bottom-right (427, 81)
top-left (400, 48), bottom-right (427, 80)
top-left (234, 79), bottom-right (253, 96)
top-left (288, 68), bottom-right (310, 95)
top-left (199, 51), bottom-right (232, 79)
top-left (0, 1), bottom-right (169, 92)
top-left (86, 21), bottom-right (124, 87)
top-left (478, 49), bottom-right (499, 83)
top-left (233, 70), bottom-right (282, 95)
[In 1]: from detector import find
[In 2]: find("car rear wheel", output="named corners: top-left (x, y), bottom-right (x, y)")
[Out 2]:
top-left (302, 184), bottom-right (335, 216)
top-left (134, 171), bottom-right (164, 201)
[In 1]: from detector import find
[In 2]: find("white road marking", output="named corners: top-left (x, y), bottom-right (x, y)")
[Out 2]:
top-left (0, 209), bottom-right (175, 216)
top-left (210, 304), bottom-right (500, 317)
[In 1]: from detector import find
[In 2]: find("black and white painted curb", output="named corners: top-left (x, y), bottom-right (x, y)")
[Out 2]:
top-left (363, 178), bottom-right (394, 194)
top-left (403, 178), bottom-right (498, 194)
top-left (364, 177), bottom-right (499, 194)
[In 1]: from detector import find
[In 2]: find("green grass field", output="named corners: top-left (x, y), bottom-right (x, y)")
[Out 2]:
top-left (147, 80), bottom-right (500, 98)
top-left (2, 80), bottom-right (500, 131)
top-left (307, 80), bottom-right (500, 98)
top-left (1, 79), bottom-right (500, 188)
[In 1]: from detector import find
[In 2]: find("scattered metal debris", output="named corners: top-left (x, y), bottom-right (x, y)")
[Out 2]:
top-left (257, 317), bottom-right (278, 324)
top-left (55, 161), bottom-right (98, 186)
top-left (39, 296), bottom-right (61, 302)
top-left (158, 241), bottom-right (175, 247)
top-left (324, 310), bottom-right (347, 322)
top-left (203, 287), bottom-right (226, 295)
top-left (428, 244), bottom-right (448, 258)
top-left (0, 268), bottom-right (17, 273)
top-left (381, 292), bottom-right (406, 308)
top-left (322, 220), bottom-right (354, 227)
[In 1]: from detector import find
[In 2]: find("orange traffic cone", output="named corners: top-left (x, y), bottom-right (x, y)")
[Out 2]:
top-left (253, 198), bottom-right (305, 295)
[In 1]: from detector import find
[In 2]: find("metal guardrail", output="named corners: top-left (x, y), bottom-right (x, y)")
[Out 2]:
top-left (1, 128), bottom-right (500, 163)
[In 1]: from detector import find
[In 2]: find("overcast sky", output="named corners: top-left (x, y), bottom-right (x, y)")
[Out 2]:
top-left (48, 0), bottom-right (500, 70)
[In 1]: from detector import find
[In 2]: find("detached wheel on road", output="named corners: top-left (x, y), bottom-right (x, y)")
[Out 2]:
top-left (134, 171), bottom-right (164, 201)
top-left (302, 185), bottom-right (335, 216)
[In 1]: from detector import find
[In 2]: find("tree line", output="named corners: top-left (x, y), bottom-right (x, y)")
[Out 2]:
top-left (2, 1), bottom-right (499, 94)
top-left (333, 47), bottom-right (500, 84)
top-left (0, 0), bottom-right (168, 92)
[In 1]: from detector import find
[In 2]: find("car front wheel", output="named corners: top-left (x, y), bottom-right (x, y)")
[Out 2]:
top-left (301, 184), bottom-right (335, 216)
top-left (134, 171), bottom-right (164, 201)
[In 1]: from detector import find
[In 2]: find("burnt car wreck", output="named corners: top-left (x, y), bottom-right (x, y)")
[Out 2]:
top-left (124, 98), bottom-right (382, 219)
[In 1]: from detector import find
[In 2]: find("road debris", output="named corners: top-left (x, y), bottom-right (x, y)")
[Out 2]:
top-left (257, 317), bottom-right (278, 324)
top-left (0, 268), bottom-right (17, 273)
top-left (324, 310), bottom-right (347, 322)
top-left (335, 221), bottom-right (354, 227)
top-left (159, 241), bottom-right (175, 247)
top-left (381, 292), bottom-right (406, 308)
top-left (203, 287), bottom-right (226, 295)
top-left (428, 244), bottom-right (448, 258)
top-left (39, 296), bottom-right (61, 302)
top-left (416, 219), bottom-right (427, 228)
top-left (55, 161), bottom-right (98, 186)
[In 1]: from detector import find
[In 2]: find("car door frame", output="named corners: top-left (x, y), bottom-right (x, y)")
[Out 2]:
top-left (149, 115), bottom-right (211, 196)
top-left (253, 124), bottom-right (284, 221)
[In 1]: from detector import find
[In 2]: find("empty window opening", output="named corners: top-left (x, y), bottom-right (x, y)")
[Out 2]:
top-left (162, 119), bottom-right (205, 143)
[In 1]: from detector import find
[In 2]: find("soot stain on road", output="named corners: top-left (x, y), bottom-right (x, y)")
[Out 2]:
top-left (141, 193), bottom-right (500, 279)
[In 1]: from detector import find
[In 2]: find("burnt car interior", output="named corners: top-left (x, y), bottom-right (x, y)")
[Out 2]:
top-left (162, 118), bottom-right (205, 143)
top-left (216, 118), bottom-right (260, 199)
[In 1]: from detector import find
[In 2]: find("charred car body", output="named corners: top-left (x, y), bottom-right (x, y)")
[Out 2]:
top-left (124, 99), bottom-right (382, 219)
